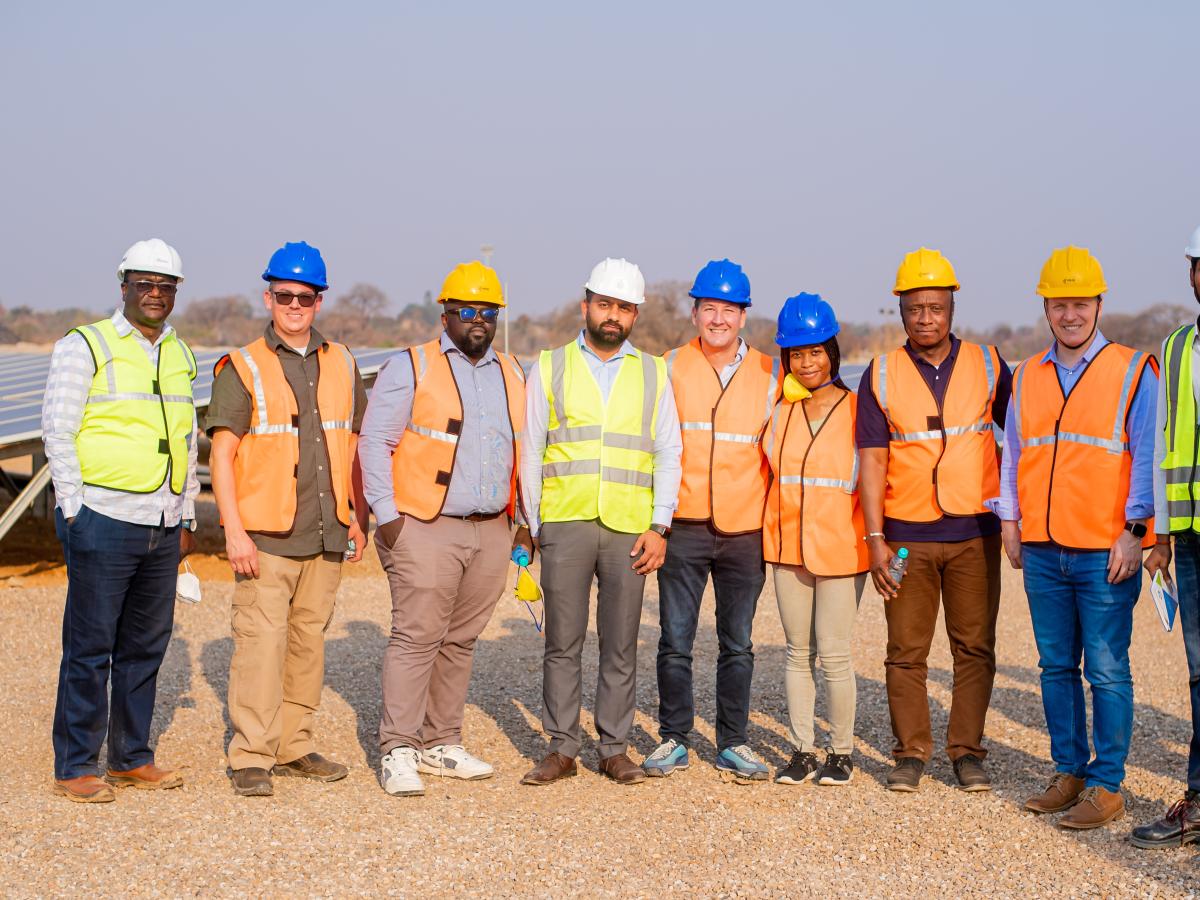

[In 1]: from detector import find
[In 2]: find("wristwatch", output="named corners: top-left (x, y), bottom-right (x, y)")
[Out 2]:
top-left (649, 524), bottom-right (671, 538)
top-left (1124, 521), bottom-right (1147, 539)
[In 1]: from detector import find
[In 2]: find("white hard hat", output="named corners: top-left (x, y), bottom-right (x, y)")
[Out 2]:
top-left (1186, 225), bottom-right (1200, 260)
top-left (118, 238), bottom-right (184, 282)
top-left (584, 257), bottom-right (645, 305)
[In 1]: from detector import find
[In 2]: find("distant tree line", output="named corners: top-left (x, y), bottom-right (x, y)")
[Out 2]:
top-left (0, 287), bottom-right (1189, 365)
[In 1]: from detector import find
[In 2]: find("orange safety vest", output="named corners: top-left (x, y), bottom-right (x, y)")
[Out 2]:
top-left (216, 337), bottom-right (356, 533)
top-left (870, 341), bottom-right (1001, 523)
top-left (763, 390), bottom-right (868, 576)
top-left (1014, 342), bottom-right (1157, 550)
top-left (391, 339), bottom-right (526, 522)
top-left (665, 339), bottom-right (779, 534)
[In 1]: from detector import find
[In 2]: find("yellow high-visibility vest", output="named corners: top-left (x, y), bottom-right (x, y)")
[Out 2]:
top-left (539, 341), bottom-right (665, 534)
top-left (74, 317), bottom-right (196, 495)
top-left (1161, 323), bottom-right (1200, 532)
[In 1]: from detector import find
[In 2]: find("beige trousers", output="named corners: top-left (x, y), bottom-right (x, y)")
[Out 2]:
top-left (773, 564), bottom-right (866, 755)
top-left (227, 551), bottom-right (342, 770)
top-left (376, 514), bottom-right (511, 754)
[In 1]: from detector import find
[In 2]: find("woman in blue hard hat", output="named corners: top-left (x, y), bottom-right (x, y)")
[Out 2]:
top-left (762, 294), bottom-right (868, 786)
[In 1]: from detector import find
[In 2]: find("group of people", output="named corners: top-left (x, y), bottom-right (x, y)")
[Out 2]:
top-left (40, 231), bottom-right (1200, 849)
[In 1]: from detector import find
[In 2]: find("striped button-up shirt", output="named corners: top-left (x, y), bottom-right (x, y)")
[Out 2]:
top-left (42, 308), bottom-right (200, 527)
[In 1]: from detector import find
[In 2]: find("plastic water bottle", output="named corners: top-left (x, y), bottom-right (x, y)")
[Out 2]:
top-left (512, 548), bottom-right (531, 567)
top-left (886, 547), bottom-right (909, 584)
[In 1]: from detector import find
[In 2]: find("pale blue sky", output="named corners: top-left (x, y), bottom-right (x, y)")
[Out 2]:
top-left (2, 1), bottom-right (1196, 327)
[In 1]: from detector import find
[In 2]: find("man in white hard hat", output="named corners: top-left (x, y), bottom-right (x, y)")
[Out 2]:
top-left (1135, 224), bottom-right (1200, 847)
top-left (42, 239), bottom-right (199, 802)
top-left (520, 258), bottom-right (682, 786)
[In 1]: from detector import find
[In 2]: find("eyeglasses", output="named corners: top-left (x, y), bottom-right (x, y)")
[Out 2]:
top-left (129, 280), bottom-right (178, 297)
top-left (271, 290), bottom-right (319, 308)
top-left (450, 307), bottom-right (500, 323)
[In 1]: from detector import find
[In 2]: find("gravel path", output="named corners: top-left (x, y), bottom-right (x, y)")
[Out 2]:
top-left (1, 551), bottom-right (1197, 897)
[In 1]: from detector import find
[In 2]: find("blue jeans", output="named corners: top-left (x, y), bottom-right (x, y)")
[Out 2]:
top-left (52, 506), bottom-right (179, 780)
top-left (1022, 543), bottom-right (1138, 793)
top-left (1170, 534), bottom-right (1200, 792)
top-left (656, 522), bottom-right (765, 751)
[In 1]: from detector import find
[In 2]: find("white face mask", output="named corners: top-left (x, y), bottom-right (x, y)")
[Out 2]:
top-left (176, 561), bottom-right (202, 605)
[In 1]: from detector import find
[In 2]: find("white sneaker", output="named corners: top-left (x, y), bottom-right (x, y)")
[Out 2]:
top-left (418, 745), bottom-right (494, 780)
top-left (380, 747), bottom-right (425, 796)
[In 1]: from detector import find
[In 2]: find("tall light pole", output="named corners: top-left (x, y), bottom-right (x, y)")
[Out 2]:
top-left (480, 244), bottom-right (507, 355)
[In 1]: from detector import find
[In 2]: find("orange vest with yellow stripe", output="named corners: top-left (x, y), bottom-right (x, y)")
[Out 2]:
top-left (665, 339), bottom-right (779, 534)
top-left (763, 390), bottom-right (868, 576)
top-left (870, 341), bottom-right (1000, 523)
top-left (390, 339), bottom-right (526, 522)
top-left (216, 337), bottom-right (356, 533)
top-left (1014, 342), bottom-right (1157, 550)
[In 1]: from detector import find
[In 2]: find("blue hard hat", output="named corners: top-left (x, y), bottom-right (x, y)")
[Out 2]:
top-left (775, 293), bottom-right (840, 347)
top-left (262, 241), bottom-right (329, 291)
top-left (689, 258), bottom-right (751, 306)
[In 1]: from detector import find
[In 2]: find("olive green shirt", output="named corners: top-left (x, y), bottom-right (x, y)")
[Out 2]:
top-left (205, 324), bottom-right (368, 557)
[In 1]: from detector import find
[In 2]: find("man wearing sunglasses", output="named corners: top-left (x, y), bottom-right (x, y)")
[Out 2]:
top-left (206, 241), bottom-right (368, 798)
top-left (359, 260), bottom-right (529, 797)
top-left (43, 238), bottom-right (199, 802)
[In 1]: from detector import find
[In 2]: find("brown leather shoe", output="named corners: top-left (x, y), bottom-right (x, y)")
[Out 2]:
top-left (54, 775), bottom-right (115, 803)
top-left (231, 767), bottom-right (274, 797)
top-left (106, 763), bottom-right (183, 790)
top-left (1059, 786), bottom-right (1125, 830)
top-left (598, 752), bottom-right (646, 785)
top-left (273, 752), bottom-right (349, 783)
top-left (520, 752), bottom-right (577, 786)
top-left (1025, 773), bottom-right (1086, 813)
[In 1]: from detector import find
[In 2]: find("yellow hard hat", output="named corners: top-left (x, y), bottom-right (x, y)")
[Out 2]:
top-left (893, 247), bottom-right (960, 295)
top-left (439, 261), bottom-right (505, 307)
top-left (1036, 246), bottom-right (1107, 299)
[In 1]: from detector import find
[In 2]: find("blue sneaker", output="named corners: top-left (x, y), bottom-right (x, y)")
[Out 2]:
top-left (642, 739), bottom-right (689, 777)
top-left (715, 745), bottom-right (769, 782)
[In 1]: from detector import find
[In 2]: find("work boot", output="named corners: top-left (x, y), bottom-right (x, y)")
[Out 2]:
top-left (1130, 791), bottom-right (1200, 848)
top-left (231, 767), bottom-right (273, 797)
top-left (886, 758), bottom-right (925, 792)
top-left (598, 752), bottom-right (646, 785)
top-left (273, 752), bottom-right (348, 783)
top-left (952, 754), bottom-right (992, 792)
top-left (1059, 786), bottom-right (1125, 829)
top-left (1024, 773), bottom-right (1086, 813)
top-left (520, 752), bottom-right (578, 786)
top-left (106, 763), bottom-right (183, 790)
top-left (54, 775), bottom-right (115, 803)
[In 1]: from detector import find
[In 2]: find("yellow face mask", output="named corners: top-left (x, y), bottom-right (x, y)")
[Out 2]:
top-left (516, 567), bottom-right (543, 603)
top-left (783, 373), bottom-right (812, 403)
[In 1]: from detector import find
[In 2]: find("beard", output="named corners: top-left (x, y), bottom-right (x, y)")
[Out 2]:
top-left (586, 318), bottom-right (628, 348)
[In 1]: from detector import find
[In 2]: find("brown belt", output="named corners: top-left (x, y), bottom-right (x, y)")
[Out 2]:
top-left (440, 511), bottom-right (504, 523)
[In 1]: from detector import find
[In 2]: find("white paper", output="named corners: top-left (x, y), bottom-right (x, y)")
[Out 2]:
top-left (1150, 570), bottom-right (1178, 633)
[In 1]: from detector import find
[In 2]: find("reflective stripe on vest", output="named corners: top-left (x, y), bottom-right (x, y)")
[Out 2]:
top-left (1160, 324), bottom-right (1200, 532)
top-left (540, 341), bottom-right (664, 534)
top-left (1014, 341), bottom-right (1157, 549)
top-left (667, 338), bottom-right (777, 533)
top-left (74, 318), bottom-right (196, 495)
top-left (762, 390), bottom-right (868, 575)
top-left (390, 339), bottom-right (526, 522)
top-left (871, 341), bottom-right (1000, 522)
top-left (222, 337), bottom-right (356, 532)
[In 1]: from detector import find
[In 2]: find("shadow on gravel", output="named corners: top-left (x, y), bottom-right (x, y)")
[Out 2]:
top-left (200, 637), bottom-right (234, 754)
top-left (324, 619), bottom-right (387, 767)
top-left (149, 635), bottom-right (195, 746)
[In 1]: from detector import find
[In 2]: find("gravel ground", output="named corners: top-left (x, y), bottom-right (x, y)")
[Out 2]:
top-left (2, 536), bottom-right (1198, 898)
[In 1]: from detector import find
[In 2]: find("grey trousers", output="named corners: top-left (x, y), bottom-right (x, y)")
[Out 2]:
top-left (539, 519), bottom-right (646, 759)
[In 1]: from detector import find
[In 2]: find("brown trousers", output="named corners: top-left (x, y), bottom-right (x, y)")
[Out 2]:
top-left (227, 551), bottom-right (343, 770)
top-left (883, 534), bottom-right (1001, 763)
top-left (376, 514), bottom-right (511, 755)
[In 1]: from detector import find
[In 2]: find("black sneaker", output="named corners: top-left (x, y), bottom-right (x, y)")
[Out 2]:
top-left (816, 752), bottom-right (854, 786)
top-left (886, 757), bottom-right (925, 792)
top-left (775, 750), bottom-right (821, 785)
top-left (952, 754), bottom-right (992, 792)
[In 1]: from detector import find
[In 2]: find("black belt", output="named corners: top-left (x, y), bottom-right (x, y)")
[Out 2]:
top-left (440, 511), bottom-right (504, 522)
